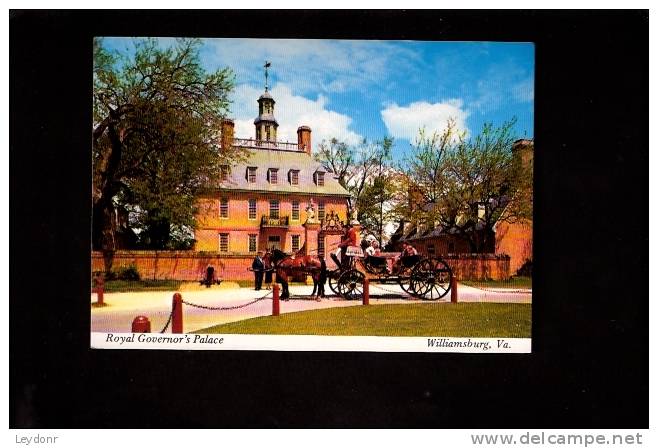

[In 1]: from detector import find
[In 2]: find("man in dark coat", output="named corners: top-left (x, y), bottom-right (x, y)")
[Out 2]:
top-left (264, 249), bottom-right (273, 289)
top-left (252, 251), bottom-right (265, 291)
top-left (204, 264), bottom-right (215, 288)
top-left (316, 257), bottom-right (327, 299)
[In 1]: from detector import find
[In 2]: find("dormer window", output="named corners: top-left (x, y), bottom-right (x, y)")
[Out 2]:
top-left (247, 167), bottom-right (257, 183)
top-left (289, 169), bottom-right (300, 186)
top-left (220, 165), bottom-right (230, 182)
top-left (268, 168), bottom-right (279, 185)
top-left (314, 171), bottom-right (325, 187)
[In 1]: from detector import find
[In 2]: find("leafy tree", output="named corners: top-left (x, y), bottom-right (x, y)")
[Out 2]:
top-left (356, 137), bottom-right (396, 244)
top-left (401, 118), bottom-right (532, 252)
top-left (313, 138), bottom-right (353, 189)
top-left (315, 137), bottom-right (398, 242)
top-left (93, 38), bottom-right (241, 269)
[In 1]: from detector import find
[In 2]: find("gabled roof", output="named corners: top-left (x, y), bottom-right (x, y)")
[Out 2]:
top-left (217, 147), bottom-right (350, 197)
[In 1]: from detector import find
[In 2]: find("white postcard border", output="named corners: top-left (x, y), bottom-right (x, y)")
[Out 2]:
top-left (91, 332), bottom-right (531, 353)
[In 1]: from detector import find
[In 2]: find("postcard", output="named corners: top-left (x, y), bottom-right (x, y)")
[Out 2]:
top-left (91, 37), bottom-right (533, 352)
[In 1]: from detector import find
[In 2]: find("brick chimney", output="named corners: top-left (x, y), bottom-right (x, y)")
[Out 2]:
top-left (512, 139), bottom-right (534, 171)
top-left (220, 118), bottom-right (235, 151)
top-left (297, 126), bottom-right (312, 155)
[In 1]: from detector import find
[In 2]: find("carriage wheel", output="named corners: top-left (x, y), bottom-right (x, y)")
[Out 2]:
top-left (410, 258), bottom-right (452, 300)
top-left (397, 266), bottom-right (414, 295)
top-left (328, 269), bottom-right (341, 296)
top-left (337, 270), bottom-right (365, 301)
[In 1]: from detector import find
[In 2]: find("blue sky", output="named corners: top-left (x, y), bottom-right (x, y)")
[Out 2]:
top-left (103, 38), bottom-right (534, 160)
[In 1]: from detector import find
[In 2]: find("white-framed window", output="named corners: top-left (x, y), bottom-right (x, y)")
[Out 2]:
top-left (248, 234), bottom-right (258, 253)
top-left (318, 202), bottom-right (325, 221)
top-left (248, 199), bottom-right (257, 220)
top-left (219, 198), bottom-right (229, 218)
top-left (291, 235), bottom-right (300, 252)
top-left (268, 168), bottom-right (279, 185)
top-left (270, 199), bottom-right (280, 219)
top-left (291, 200), bottom-right (300, 221)
top-left (290, 170), bottom-right (299, 185)
top-left (247, 167), bottom-right (257, 183)
top-left (219, 233), bottom-right (229, 252)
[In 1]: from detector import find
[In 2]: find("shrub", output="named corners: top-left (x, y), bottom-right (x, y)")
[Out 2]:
top-left (517, 259), bottom-right (533, 277)
top-left (117, 264), bottom-right (141, 281)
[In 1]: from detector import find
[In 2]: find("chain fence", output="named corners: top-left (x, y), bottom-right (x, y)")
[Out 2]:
top-left (181, 289), bottom-right (273, 311)
top-left (460, 283), bottom-right (532, 295)
top-left (157, 290), bottom-right (273, 333)
top-left (368, 282), bottom-right (415, 299)
top-left (159, 299), bottom-right (175, 333)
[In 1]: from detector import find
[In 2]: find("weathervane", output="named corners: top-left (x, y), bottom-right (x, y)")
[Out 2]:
top-left (264, 61), bottom-right (271, 91)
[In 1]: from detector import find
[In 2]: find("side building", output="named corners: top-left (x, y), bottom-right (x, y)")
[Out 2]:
top-left (391, 139), bottom-right (533, 279)
top-left (194, 87), bottom-right (351, 261)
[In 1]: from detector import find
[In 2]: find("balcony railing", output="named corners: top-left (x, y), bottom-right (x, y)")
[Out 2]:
top-left (233, 138), bottom-right (301, 152)
top-left (260, 215), bottom-right (290, 228)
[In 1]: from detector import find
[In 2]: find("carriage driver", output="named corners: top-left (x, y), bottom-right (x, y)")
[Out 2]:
top-left (338, 223), bottom-right (357, 269)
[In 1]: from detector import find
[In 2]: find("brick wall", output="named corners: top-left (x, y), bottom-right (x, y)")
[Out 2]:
top-left (93, 251), bottom-right (512, 282)
top-left (442, 254), bottom-right (511, 281)
top-left (494, 219), bottom-right (532, 275)
top-left (92, 251), bottom-right (257, 281)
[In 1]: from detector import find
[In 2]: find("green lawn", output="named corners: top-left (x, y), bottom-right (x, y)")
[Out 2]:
top-left (462, 276), bottom-right (532, 289)
top-left (101, 279), bottom-right (184, 293)
top-left (197, 302), bottom-right (531, 337)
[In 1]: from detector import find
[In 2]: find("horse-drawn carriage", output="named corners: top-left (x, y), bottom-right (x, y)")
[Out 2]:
top-left (327, 246), bottom-right (453, 301)
top-left (266, 241), bottom-right (453, 301)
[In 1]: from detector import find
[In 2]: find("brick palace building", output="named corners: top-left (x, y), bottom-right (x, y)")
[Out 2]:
top-left (193, 83), bottom-right (351, 261)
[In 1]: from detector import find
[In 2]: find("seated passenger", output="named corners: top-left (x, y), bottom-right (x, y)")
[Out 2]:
top-left (395, 242), bottom-right (420, 270)
top-left (366, 240), bottom-right (388, 272)
top-left (365, 241), bottom-right (376, 257)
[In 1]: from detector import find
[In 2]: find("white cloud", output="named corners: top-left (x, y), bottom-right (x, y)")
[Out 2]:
top-left (380, 99), bottom-right (469, 142)
top-left (230, 83), bottom-right (363, 147)
top-left (203, 38), bottom-right (422, 96)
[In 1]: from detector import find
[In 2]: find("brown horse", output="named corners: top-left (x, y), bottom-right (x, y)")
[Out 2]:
top-left (266, 248), bottom-right (325, 300)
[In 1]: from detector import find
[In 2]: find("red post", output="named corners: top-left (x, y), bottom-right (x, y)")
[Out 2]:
top-left (96, 285), bottom-right (104, 305)
top-left (272, 284), bottom-right (280, 316)
top-left (363, 278), bottom-right (370, 305)
top-left (94, 275), bottom-right (104, 305)
top-left (450, 276), bottom-right (458, 303)
top-left (132, 316), bottom-right (151, 333)
top-left (172, 293), bottom-right (183, 333)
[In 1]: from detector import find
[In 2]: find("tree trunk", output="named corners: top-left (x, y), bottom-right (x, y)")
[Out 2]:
top-left (92, 199), bottom-right (117, 275)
